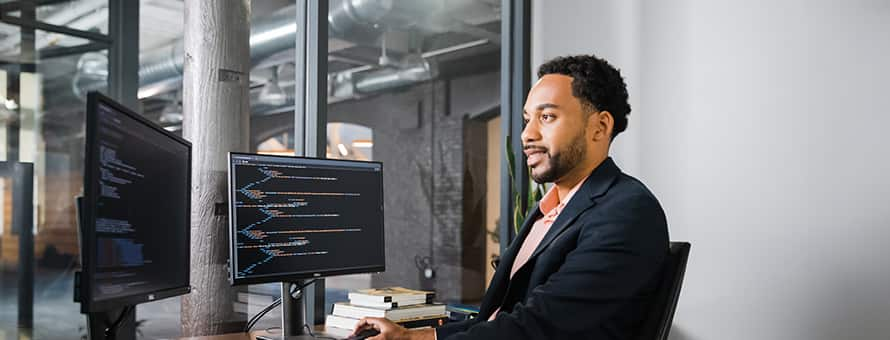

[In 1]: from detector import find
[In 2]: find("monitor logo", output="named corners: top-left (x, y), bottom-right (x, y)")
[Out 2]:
top-left (148, 294), bottom-right (155, 301)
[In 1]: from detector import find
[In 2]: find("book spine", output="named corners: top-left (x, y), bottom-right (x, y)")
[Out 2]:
top-left (398, 316), bottom-right (448, 329)
top-left (386, 307), bottom-right (447, 321)
top-left (332, 304), bottom-right (386, 319)
top-left (388, 296), bottom-right (434, 306)
top-left (348, 293), bottom-right (394, 303)
top-left (349, 300), bottom-right (398, 310)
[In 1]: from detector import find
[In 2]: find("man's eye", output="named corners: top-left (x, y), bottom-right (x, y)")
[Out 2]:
top-left (523, 118), bottom-right (530, 124)
top-left (541, 114), bottom-right (555, 122)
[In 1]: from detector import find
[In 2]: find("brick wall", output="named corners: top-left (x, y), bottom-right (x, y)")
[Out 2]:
top-left (327, 72), bottom-right (498, 302)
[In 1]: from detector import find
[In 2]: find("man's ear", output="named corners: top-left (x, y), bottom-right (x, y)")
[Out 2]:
top-left (590, 111), bottom-right (614, 142)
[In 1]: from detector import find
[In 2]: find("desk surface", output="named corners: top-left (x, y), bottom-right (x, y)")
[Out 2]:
top-left (179, 327), bottom-right (346, 340)
top-left (180, 336), bottom-right (323, 340)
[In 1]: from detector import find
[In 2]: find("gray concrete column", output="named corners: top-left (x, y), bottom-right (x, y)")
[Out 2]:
top-left (181, 0), bottom-right (251, 336)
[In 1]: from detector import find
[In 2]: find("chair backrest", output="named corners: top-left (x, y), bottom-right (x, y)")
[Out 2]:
top-left (636, 241), bottom-right (691, 340)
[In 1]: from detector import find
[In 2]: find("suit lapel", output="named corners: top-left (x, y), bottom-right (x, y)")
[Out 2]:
top-left (527, 158), bottom-right (621, 261)
top-left (482, 158), bottom-right (621, 316)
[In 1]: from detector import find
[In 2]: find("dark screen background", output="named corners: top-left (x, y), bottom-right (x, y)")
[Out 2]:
top-left (230, 155), bottom-right (384, 281)
top-left (89, 101), bottom-right (190, 302)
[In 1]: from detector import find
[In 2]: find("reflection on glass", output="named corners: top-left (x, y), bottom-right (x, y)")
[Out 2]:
top-left (324, 0), bottom-right (503, 307)
top-left (327, 122), bottom-right (373, 161)
top-left (0, 11), bottom-right (109, 338)
top-left (1, 0), bottom-right (110, 34)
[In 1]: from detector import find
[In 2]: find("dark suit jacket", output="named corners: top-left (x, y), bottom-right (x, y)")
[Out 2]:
top-left (436, 157), bottom-right (669, 339)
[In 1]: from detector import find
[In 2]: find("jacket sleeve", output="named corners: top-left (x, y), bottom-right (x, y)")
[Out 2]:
top-left (441, 194), bottom-right (668, 340)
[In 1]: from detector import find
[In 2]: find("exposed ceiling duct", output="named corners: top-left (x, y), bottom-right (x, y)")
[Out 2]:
top-left (328, 0), bottom-right (394, 39)
top-left (330, 57), bottom-right (437, 99)
top-left (71, 0), bottom-right (497, 110)
top-left (75, 5), bottom-right (301, 99)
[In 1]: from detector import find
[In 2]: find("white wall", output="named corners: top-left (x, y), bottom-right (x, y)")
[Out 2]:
top-left (533, 1), bottom-right (890, 339)
top-left (532, 0), bottom-right (643, 176)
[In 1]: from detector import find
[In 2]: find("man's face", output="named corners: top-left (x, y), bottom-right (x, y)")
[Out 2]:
top-left (522, 74), bottom-right (591, 184)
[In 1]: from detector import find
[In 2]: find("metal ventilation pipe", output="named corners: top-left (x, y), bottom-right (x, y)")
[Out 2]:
top-left (354, 59), bottom-right (437, 93)
top-left (328, 0), bottom-right (393, 37)
top-left (75, 5), bottom-right (305, 99)
top-left (327, 57), bottom-right (437, 100)
top-left (73, 0), bottom-right (459, 102)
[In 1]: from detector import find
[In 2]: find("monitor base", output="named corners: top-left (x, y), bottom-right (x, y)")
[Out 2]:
top-left (86, 306), bottom-right (136, 340)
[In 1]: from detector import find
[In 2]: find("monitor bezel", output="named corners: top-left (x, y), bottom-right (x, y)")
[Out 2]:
top-left (80, 91), bottom-right (192, 312)
top-left (227, 152), bottom-right (386, 286)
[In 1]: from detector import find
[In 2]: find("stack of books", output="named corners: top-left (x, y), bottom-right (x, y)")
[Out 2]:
top-left (325, 287), bottom-right (448, 333)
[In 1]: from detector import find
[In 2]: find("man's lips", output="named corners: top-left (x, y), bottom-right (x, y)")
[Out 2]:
top-left (523, 147), bottom-right (547, 157)
top-left (524, 147), bottom-right (547, 166)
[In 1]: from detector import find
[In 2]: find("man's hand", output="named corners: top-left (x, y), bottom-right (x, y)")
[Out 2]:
top-left (351, 317), bottom-right (435, 340)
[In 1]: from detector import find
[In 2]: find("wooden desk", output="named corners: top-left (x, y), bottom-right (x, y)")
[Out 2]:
top-left (179, 326), bottom-right (345, 340)
top-left (179, 335), bottom-right (319, 340)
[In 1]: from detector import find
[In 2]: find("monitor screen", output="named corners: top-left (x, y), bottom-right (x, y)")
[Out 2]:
top-left (80, 92), bottom-right (191, 312)
top-left (228, 153), bottom-right (385, 285)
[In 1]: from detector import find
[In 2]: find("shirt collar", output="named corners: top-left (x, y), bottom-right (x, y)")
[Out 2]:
top-left (538, 172), bottom-right (592, 216)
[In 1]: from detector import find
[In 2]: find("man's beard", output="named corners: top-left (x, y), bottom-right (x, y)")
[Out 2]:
top-left (530, 130), bottom-right (586, 184)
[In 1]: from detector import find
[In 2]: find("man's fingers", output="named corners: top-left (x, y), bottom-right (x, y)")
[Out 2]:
top-left (352, 317), bottom-right (370, 334)
top-left (363, 318), bottom-right (386, 340)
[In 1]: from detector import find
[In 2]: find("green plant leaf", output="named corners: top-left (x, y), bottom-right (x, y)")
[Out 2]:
top-left (505, 135), bottom-right (516, 183)
top-left (513, 195), bottom-right (523, 235)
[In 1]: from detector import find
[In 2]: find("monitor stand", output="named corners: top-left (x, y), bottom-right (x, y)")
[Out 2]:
top-left (281, 280), bottom-right (307, 336)
top-left (258, 280), bottom-right (324, 340)
top-left (86, 306), bottom-right (136, 340)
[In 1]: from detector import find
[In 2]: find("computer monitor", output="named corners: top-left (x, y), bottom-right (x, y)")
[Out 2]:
top-left (227, 152), bottom-right (385, 285)
top-left (78, 92), bottom-right (191, 313)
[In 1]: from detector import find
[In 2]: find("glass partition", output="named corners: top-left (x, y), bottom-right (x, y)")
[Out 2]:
top-left (0, 2), bottom-right (110, 337)
top-left (321, 0), bottom-right (504, 307)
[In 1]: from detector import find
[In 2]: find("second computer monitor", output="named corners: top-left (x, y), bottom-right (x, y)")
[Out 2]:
top-left (79, 92), bottom-right (191, 312)
top-left (228, 153), bottom-right (385, 285)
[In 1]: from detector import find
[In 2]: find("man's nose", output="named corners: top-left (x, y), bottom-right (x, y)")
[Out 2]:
top-left (521, 118), bottom-right (540, 144)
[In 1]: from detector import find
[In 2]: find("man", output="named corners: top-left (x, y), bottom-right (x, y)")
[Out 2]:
top-left (354, 55), bottom-right (669, 339)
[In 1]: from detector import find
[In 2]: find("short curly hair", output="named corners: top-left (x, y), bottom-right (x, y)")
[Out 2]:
top-left (537, 55), bottom-right (631, 139)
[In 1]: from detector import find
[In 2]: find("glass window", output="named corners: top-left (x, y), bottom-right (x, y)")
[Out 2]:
top-left (0, 5), bottom-right (109, 337)
top-left (3, 0), bottom-right (109, 34)
top-left (323, 0), bottom-right (503, 307)
top-left (134, 1), bottom-right (304, 337)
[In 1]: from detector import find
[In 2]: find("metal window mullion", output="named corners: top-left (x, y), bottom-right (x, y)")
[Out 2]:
top-left (304, 0), bottom-right (328, 327)
top-left (499, 0), bottom-right (532, 250)
top-left (0, 14), bottom-right (112, 44)
top-left (293, 2), bottom-right (307, 157)
top-left (292, 0), bottom-right (329, 329)
top-left (39, 41), bottom-right (109, 60)
top-left (107, 0), bottom-right (139, 109)
top-left (304, 0), bottom-right (327, 159)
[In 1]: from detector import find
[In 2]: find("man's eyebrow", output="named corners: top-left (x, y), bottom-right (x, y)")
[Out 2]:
top-left (524, 103), bottom-right (560, 115)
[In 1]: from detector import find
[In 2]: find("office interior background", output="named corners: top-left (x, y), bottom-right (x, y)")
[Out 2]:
top-left (0, 0), bottom-right (888, 339)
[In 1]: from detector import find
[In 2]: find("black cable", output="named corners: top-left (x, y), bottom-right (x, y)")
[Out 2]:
top-left (245, 279), bottom-right (318, 333)
top-left (246, 298), bottom-right (282, 332)
top-left (104, 305), bottom-right (134, 340)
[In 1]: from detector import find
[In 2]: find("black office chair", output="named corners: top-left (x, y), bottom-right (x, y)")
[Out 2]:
top-left (636, 241), bottom-right (691, 340)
